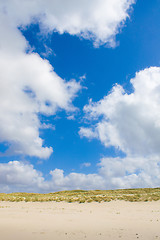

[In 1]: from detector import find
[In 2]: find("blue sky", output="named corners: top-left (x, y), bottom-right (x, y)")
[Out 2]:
top-left (0, 0), bottom-right (160, 192)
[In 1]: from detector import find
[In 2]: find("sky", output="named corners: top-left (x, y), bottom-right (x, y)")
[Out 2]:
top-left (0, 0), bottom-right (160, 193)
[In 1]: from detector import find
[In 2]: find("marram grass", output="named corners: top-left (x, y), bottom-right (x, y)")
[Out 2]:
top-left (0, 188), bottom-right (160, 203)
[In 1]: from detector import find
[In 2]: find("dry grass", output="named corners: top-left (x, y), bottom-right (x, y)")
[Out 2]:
top-left (0, 188), bottom-right (160, 203)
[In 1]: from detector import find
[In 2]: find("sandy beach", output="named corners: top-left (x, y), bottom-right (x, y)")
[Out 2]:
top-left (0, 200), bottom-right (160, 240)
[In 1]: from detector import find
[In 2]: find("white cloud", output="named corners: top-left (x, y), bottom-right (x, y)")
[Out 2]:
top-left (79, 127), bottom-right (98, 139)
top-left (1, 0), bottom-right (135, 47)
top-left (79, 67), bottom-right (160, 188)
top-left (49, 168), bottom-right (105, 191)
top-left (0, 161), bottom-right (45, 192)
top-left (0, 0), bottom-right (135, 158)
top-left (98, 156), bottom-right (160, 189)
top-left (0, 2), bottom-right (81, 158)
top-left (81, 67), bottom-right (160, 157)
top-left (0, 0), bottom-right (158, 191)
top-left (0, 50), bottom-right (81, 158)
top-left (0, 161), bottom-right (105, 192)
top-left (1, 158), bottom-right (160, 193)
top-left (41, 0), bottom-right (135, 47)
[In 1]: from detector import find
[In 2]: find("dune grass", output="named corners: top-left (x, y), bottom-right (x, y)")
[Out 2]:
top-left (0, 188), bottom-right (160, 203)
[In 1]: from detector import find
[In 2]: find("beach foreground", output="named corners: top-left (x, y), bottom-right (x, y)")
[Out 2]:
top-left (0, 201), bottom-right (160, 240)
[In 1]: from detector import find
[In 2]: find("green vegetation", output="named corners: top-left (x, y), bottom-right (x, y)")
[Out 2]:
top-left (0, 188), bottom-right (160, 203)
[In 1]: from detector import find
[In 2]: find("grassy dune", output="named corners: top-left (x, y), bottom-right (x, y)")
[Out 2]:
top-left (0, 188), bottom-right (160, 203)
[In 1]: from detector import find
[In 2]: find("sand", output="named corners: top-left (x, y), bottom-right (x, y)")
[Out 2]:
top-left (0, 200), bottom-right (160, 240)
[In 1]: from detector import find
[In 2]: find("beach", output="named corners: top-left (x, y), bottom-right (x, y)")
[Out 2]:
top-left (0, 201), bottom-right (160, 240)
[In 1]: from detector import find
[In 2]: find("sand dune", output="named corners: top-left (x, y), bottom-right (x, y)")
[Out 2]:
top-left (0, 201), bottom-right (160, 240)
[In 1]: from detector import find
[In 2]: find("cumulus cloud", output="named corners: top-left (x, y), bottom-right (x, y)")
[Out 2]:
top-left (0, 161), bottom-right (45, 192)
top-left (0, 50), bottom-right (80, 158)
top-left (1, 0), bottom-right (135, 47)
top-left (79, 67), bottom-right (160, 187)
top-left (49, 168), bottom-right (105, 192)
top-left (1, 157), bottom-right (160, 193)
top-left (0, 161), bottom-right (104, 192)
top-left (79, 127), bottom-right (98, 139)
top-left (49, 156), bottom-right (160, 191)
top-left (0, 1), bottom-right (81, 158)
top-left (0, 0), bottom-right (135, 158)
top-left (98, 156), bottom-right (160, 189)
top-left (80, 67), bottom-right (160, 157)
